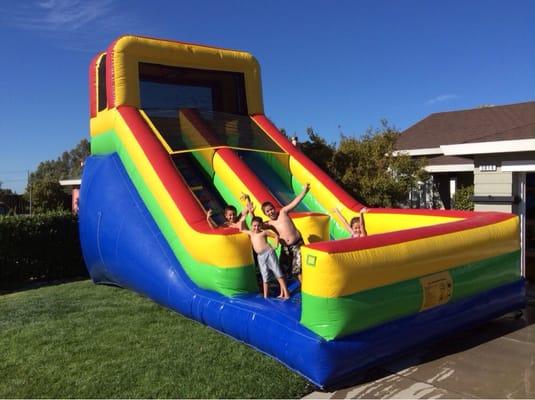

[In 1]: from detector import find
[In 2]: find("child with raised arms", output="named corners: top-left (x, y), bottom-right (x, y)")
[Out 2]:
top-left (206, 205), bottom-right (247, 230)
top-left (261, 183), bottom-right (310, 282)
top-left (332, 207), bottom-right (368, 238)
top-left (241, 215), bottom-right (290, 300)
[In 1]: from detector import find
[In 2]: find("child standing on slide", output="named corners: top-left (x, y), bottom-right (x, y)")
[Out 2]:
top-left (261, 183), bottom-right (311, 282)
top-left (241, 215), bottom-right (289, 299)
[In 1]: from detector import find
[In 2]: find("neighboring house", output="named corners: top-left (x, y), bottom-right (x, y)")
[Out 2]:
top-left (0, 194), bottom-right (27, 215)
top-left (0, 202), bottom-right (8, 216)
top-left (395, 101), bottom-right (535, 281)
top-left (59, 179), bottom-right (81, 214)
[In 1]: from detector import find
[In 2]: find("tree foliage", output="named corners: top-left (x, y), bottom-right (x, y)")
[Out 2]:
top-left (299, 121), bottom-right (428, 207)
top-left (0, 185), bottom-right (14, 201)
top-left (299, 127), bottom-right (335, 174)
top-left (452, 185), bottom-right (474, 211)
top-left (25, 139), bottom-right (90, 214)
top-left (0, 211), bottom-right (87, 288)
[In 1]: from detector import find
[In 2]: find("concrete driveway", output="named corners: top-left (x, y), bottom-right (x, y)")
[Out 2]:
top-left (305, 283), bottom-right (535, 399)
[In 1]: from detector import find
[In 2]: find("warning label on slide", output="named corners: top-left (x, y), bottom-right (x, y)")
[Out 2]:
top-left (420, 271), bottom-right (453, 311)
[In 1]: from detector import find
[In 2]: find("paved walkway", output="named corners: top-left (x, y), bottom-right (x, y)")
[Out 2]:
top-left (305, 283), bottom-right (535, 399)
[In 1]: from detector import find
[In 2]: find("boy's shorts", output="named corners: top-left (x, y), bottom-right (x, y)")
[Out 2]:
top-left (281, 236), bottom-right (304, 277)
top-left (257, 248), bottom-right (283, 283)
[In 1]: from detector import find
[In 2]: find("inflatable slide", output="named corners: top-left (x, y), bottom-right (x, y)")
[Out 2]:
top-left (80, 35), bottom-right (525, 388)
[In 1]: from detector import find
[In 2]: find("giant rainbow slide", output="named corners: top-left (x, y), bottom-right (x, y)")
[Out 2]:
top-left (80, 35), bottom-right (525, 388)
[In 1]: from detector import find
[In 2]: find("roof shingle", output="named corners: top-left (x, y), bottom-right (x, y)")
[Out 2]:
top-left (396, 101), bottom-right (535, 150)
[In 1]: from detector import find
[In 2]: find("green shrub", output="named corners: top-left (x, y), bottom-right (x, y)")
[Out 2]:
top-left (452, 185), bottom-right (475, 211)
top-left (0, 211), bottom-right (88, 289)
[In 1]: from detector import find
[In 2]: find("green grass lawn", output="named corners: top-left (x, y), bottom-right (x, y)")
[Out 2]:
top-left (0, 280), bottom-right (315, 398)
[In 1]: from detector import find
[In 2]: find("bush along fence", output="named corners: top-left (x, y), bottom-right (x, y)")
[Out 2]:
top-left (452, 185), bottom-right (475, 211)
top-left (0, 211), bottom-right (88, 290)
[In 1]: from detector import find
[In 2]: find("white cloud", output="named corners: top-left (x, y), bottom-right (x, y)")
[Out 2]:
top-left (426, 94), bottom-right (459, 105)
top-left (0, 0), bottom-right (158, 52)
top-left (1, 0), bottom-right (116, 32)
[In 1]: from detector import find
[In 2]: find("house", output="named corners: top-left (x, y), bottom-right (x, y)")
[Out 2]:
top-left (395, 101), bottom-right (535, 281)
top-left (59, 179), bottom-right (81, 214)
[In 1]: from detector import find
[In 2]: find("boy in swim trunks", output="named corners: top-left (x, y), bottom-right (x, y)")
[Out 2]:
top-left (241, 216), bottom-right (289, 299)
top-left (261, 183), bottom-right (310, 282)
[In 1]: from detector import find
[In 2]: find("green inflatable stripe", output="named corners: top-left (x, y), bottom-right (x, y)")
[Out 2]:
top-left (91, 132), bottom-right (257, 296)
top-left (91, 131), bottom-right (117, 154)
top-left (212, 170), bottom-right (240, 209)
top-left (301, 250), bottom-right (521, 340)
top-left (255, 153), bottom-right (334, 235)
top-left (255, 151), bottom-right (347, 239)
top-left (290, 177), bottom-right (349, 240)
top-left (301, 279), bottom-right (422, 340)
top-left (258, 152), bottom-right (292, 187)
top-left (186, 150), bottom-right (251, 225)
top-left (450, 251), bottom-right (521, 300)
top-left (191, 150), bottom-right (215, 179)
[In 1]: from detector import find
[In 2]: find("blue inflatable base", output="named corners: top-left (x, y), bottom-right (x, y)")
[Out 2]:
top-left (79, 154), bottom-right (526, 389)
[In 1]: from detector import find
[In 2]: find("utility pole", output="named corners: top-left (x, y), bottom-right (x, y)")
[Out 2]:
top-left (27, 170), bottom-right (32, 215)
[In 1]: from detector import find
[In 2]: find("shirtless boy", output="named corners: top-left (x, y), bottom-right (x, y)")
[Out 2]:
top-left (241, 216), bottom-right (289, 299)
top-left (261, 183), bottom-right (310, 282)
top-left (206, 205), bottom-right (246, 229)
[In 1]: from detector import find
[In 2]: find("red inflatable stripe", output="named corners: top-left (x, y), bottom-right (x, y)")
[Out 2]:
top-left (252, 115), bottom-right (362, 211)
top-left (308, 212), bottom-right (513, 253)
top-left (118, 106), bottom-right (230, 234)
top-left (88, 53), bottom-right (103, 118)
top-left (105, 39), bottom-right (119, 109)
top-left (368, 207), bottom-right (480, 218)
top-left (181, 109), bottom-right (281, 207)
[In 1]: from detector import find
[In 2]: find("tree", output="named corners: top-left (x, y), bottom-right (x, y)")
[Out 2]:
top-left (25, 139), bottom-right (90, 213)
top-left (298, 120), bottom-right (427, 208)
top-left (452, 185), bottom-right (474, 211)
top-left (299, 127), bottom-right (335, 174)
top-left (0, 183), bottom-right (14, 200)
top-left (0, 183), bottom-right (13, 215)
top-left (331, 120), bottom-right (428, 207)
top-left (0, 184), bottom-right (14, 208)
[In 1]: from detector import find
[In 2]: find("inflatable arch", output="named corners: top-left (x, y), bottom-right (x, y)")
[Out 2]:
top-left (81, 35), bottom-right (524, 388)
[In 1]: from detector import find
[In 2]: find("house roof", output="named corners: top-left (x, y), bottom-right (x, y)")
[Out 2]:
top-left (396, 101), bottom-right (535, 150)
top-left (424, 155), bottom-right (475, 173)
top-left (426, 155), bottom-right (473, 166)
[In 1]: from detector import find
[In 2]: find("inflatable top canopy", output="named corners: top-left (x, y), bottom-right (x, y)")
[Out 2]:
top-left (81, 35), bottom-right (524, 388)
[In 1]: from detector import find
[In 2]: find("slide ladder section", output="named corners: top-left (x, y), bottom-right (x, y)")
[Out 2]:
top-left (172, 152), bottom-right (226, 226)
top-left (238, 151), bottom-right (308, 211)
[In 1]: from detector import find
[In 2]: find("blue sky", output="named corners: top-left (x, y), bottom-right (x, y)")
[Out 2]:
top-left (0, 0), bottom-right (533, 193)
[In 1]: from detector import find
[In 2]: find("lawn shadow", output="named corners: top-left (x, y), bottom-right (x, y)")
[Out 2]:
top-left (0, 276), bottom-right (90, 296)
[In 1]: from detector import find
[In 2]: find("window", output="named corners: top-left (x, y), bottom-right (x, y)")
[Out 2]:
top-left (140, 81), bottom-right (212, 111)
top-left (138, 63), bottom-right (247, 115)
top-left (97, 55), bottom-right (107, 112)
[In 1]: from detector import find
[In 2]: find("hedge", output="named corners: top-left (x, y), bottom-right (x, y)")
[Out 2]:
top-left (0, 211), bottom-right (88, 289)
